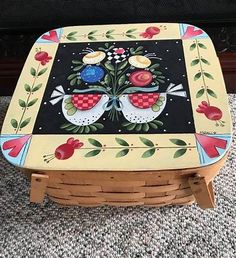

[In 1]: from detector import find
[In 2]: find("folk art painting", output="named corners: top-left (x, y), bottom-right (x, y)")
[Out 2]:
top-left (0, 23), bottom-right (232, 171)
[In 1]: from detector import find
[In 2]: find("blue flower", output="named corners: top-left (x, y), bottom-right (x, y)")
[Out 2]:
top-left (80, 66), bottom-right (104, 83)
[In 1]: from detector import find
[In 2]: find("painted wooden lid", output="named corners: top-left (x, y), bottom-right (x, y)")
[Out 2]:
top-left (0, 23), bottom-right (232, 171)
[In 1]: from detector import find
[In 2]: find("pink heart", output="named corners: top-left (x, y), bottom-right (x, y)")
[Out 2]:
top-left (195, 134), bottom-right (227, 158)
top-left (41, 30), bottom-right (59, 43)
top-left (182, 26), bottom-right (203, 39)
top-left (2, 134), bottom-right (32, 157)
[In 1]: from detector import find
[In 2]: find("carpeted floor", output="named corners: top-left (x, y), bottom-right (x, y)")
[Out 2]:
top-left (0, 95), bottom-right (235, 258)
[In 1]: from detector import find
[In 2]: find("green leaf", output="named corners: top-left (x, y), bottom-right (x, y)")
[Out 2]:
top-left (170, 139), bottom-right (187, 146)
top-left (135, 46), bottom-right (144, 52)
top-left (190, 43), bottom-right (196, 51)
top-left (196, 88), bottom-right (205, 98)
top-left (65, 103), bottom-right (74, 110)
top-left (85, 149), bottom-right (101, 157)
top-left (149, 64), bottom-right (160, 70)
top-left (115, 138), bottom-right (129, 146)
top-left (88, 30), bottom-right (97, 35)
top-left (78, 126), bottom-right (84, 133)
top-left (67, 74), bottom-right (77, 80)
top-left (11, 119), bottom-right (18, 128)
top-left (122, 121), bottom-right (131, 127)
top-left (156, 78), bottom-right (165, 83)
top-left (204, 72), bottom-right (214, 80)
top-left (104, 62), bottom-right (114, 71)
top-left (70, 78), bottom-right (77, 86)
top-left (149, 122), bottom-right (158, 129)
top-left (64, 97), bottom-right (71, 104)
top-left (207, 89), bottom-right (217, 98)
top-left (117, 60), bottom-right (128, 70)
top-left (60, 123), bottom-right (72, 129)
top-left (93, 123), bottom-right (104, 129)
top-left (126, 123), bottom-right (136, 131)
top-left (65, 124), bottom-right (78, 131)
top-left (32, 83), bottom-right (42, 92)
top-left (28, 98), bottom-right (38, 107)
top-left (20, 117), bottom-right (31, 128)
top-left (67, 107), bottom-right (77, 116)
top-left (106, 29), bottom-right (115, 34)
top-left (106, 35), bottom-right (114, 39)
top-left (126, 29), bottom-right (137, 34)
top-left (88, 36), bottom-right (97, 41)
top-left (72, 127), bottom-right (81, 133)
top-left (139, 137), bottom-right (154, 147)
top-left (194, 72), bottom-right (202, 81)
top-left (19, 99), bottom-right (26, 108)
top-left (174, 148), bottom-right (187, 158)
top-left (30, 67), bottom-right (36, 76)
top-left (142, 148), bottom-right (155, 158)
top-left (67, 31), bottom-right (77, 37)
top-left (116, 149), bottom-right (129, 158)
top-left (89, 125), bottom-right (98, 132)
top-left (153, 120), bottom-right (163, 126)
top-left (142, 123), bottom-right (149, 132)
top-left (118, 75), bottom-right (126, 86)
top-left (24, 84), bottom-right (31, 92)
top-left (104, 74), bottom-right (111, 86)
top-left (72, 60), bottom-right (82, 64)
top-left (84, 126), bottom-right (90, 133)
top-left (38, 68), bottom-right (47, 76)
top-left (201, 58), bottom-right (210, 65)
top-left (135, 124), bottom-right (142, 131)
top-left (191, 59), bottom-right (200, 66)
top-left (66, 36), bottom-right (77, 41)
top-left (198, 43), bottom-right (207, 49)
top-left (126, 34), bottom-right (136, 39)
top-left (73, 65), bottom-right (84, 71)
top-left (151, 104), bottom-right (160, 112)
top-left (152, 70), bottom-right (162, 75)
top-left (88, 138), bottom-right (102, 147)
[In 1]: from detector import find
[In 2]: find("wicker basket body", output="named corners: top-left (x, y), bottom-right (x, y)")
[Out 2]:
top-left (27, 155), bottom-right (226, 208)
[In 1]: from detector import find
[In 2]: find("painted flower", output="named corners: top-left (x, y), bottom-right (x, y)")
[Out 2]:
top-left (83, 51), bottom-right (106, 64)
top-left (114, 48), bottom-right (125, 54)
top-left (128, 55), bottom-right (151, 68)
top-left (34, 51), bottom-right (52, 65)
top-left (140, 26), bottom-right (160, 39)
top-left (80, 66), bottom-right (104, 83)
top-left (129, 70), bottom-right (153, 86)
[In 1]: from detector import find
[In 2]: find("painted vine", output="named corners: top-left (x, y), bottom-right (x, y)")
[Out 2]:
top-left (11, 49), bottom-right (51, 133)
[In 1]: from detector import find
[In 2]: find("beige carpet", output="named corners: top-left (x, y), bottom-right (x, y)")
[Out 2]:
top-left (0, 95), bottom-right (235, 258)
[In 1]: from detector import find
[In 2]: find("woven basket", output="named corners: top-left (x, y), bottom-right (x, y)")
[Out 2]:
top-left (28, 154), bottom-right (226, 208)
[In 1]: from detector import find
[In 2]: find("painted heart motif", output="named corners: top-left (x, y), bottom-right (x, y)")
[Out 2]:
top-left (182, 26), bottom-right (203, 39)
top-left (195, 133), bottom-right (227, 158)
top-left (2, 134), bottom-right (32, 157)
top-left (41, 30), bottom-right (59, 43)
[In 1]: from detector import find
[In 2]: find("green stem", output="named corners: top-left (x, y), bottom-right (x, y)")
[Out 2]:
top-left (81, 146), bottom-right (197, 150)
top-left (15, 63), bottom-right (40, 134)
top-left (100, 63), bottom-right (115, 94)
top-left (196, 39), bottom-right (210, 105)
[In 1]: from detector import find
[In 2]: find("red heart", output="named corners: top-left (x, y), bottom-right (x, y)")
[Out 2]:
top-left (2, 134), bottom-right (32, 157)
top-left (182, 26), bottom-right (203, 39)
top-left (41, 30), bottom-right (59, 43)
top-left (195, 133), bottom-right (227, 158)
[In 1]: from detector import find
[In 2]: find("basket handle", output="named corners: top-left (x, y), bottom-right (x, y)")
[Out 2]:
top-left (188, 174), bottom-right (215, 209)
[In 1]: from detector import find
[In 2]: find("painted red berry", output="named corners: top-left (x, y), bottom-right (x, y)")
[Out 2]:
top-left (55, 143), bottom-right (74, 160)
top-left (34, 51), bottom-right (52, 65)
top-left (196, 101), bottom-right (222, 121)
top-left (140, 27), bottom-right (160, 39)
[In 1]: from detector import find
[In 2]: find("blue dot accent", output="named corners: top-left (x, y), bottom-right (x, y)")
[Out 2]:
top-left (81, 66), bottom-right (104, 83)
